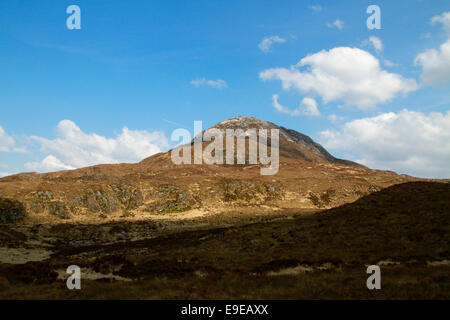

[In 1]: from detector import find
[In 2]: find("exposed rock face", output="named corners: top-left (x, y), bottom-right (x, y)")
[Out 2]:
top-left (146, 185), bottom-right (197, 214)
top-left (83, 189), bottom-right (120, 213)
top-left (210, 116), bottom-right (362, 166)
top-left (0, 198), bottom-right (26, 223)
top-left (111, 185), bottom-right (143, 210)
top-left (48, 201), bottom-right (69, 219)
top-left (220, 180), bottom-right (281, 203)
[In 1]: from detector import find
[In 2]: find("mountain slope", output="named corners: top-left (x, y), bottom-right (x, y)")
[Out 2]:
top-left (152, 116), bottom-right (362, 166)
top-left (0, 116), bottom-right (420, 224)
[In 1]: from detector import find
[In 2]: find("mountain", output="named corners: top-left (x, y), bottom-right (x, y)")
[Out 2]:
top-left (208, 116), bottom-right (362, 166)
top-left (3, 116), bottom-right (447, 300)
top-left (0, 116), bottom-right (420, 224)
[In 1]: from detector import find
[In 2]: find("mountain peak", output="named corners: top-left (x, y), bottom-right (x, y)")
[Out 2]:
top-left (208, 116), bottom-right (363, 167)
top-left (213, 116), bottom-right (274, 130)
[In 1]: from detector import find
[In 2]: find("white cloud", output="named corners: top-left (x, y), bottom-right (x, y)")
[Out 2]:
top-left (272, 95), bottom-right (319, 117)
top-left (0, 165), bottom-right (16, 178)
top-left (0, 126), bottom-right (27, 153)
top-left (26, 155), bottom-right (75, 172)
top-left (309, 4), bottom-right (323, 12)
top-left (383, 59), bottom-right (397, 67)
top-left (414, 39), bottom-right (450, 85)
top-left (258, 36), bottom-right (286, 52)
top-left (0, 126), bottom-right (15, 152)
top-left (328, 114), bottom-right (345, 123)
top-left (369, 36), bottom-right (383, 52)
top-left (431, 11), bottom-right (450, 31)
top-left (25, 120), bottom-right (169, 173)
top-left (0, 172), bottom-right (13, 178)
top-left (415, 12), bottom-right (450, 86)
top-left (272, 94), bottom-right (298, 115)
top-left (260, 47), bottom-right (418, 109)
top-left (326, 19), bottom-right (344, 30)
top-left (300, 97), bottom-right (320, 117)
top-left (319, 109), bottom-right (450, 178)
top-left (190, 78), bottom-right (227, 88)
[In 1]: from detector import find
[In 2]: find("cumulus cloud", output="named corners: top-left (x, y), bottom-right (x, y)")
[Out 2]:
top-left (25, 120), bottom-right (169, 173)
top-left (326, 19), bottom-right (344, 30)
top-left (300, 97), bottom-right (320, 116)
top-left (319, 109), bottom-right (450, 178)
top-left (190, 78), bottom-right (227, 88)
top-left (258, 36), bottom-right (286, 52)
top-left (415, 12), bottom-right (450, 86)
top-left (260, 47), bottom-right (418, 109)
top-left (369, 36), bottom-right (383, 52)
top-left (272, 95), bottom-right (319, 117)
top-left (0, 126), bottom-right (15, 152)
top-left (0, 172), bottom-right (13, 178)
top-left (431, 11), bottom-right (450, 31)
top-left (415, 39), bottom-right (450, 85)
top-left (0, 126), bottom-right (27, 153)
top-left (26, 155), bottom-right (75, 172)
top-left (272, 94), bottom-right (298, 115)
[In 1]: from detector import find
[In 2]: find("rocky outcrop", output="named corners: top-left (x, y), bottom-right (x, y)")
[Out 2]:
top-left (220, 180), bottom-right (282, 204)
top-left (0, 198), bottom-right (26, 223)
top-left (48, 201), bottom-right (69, 219)
top-left (145, 185), bottom-right (199, 214)
top-left (111, 185), bottom-right (143, 210)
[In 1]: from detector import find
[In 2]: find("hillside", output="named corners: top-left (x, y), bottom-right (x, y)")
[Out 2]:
top-left (0, 181), bottom-right (449, 299)
top-left (0, 116), bottom-right (448, 299)
top-left (0, 116), bottom-right (420, 224)
top-left (208, 116), bottom-right (362, 166)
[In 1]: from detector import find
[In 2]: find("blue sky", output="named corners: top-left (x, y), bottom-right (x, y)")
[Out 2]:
top-left (1, 0), bottom-right (449, 178)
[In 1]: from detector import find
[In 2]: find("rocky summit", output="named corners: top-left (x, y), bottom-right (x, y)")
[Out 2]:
top-left (209, 116), bottom-right (362, 166)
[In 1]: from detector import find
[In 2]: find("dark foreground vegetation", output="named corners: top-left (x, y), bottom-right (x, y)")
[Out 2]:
top-left (0, 181), bottom-right (449, 299)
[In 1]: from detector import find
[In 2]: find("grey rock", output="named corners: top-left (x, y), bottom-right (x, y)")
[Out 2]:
top-left (48, 201), bottom-right (69, 219)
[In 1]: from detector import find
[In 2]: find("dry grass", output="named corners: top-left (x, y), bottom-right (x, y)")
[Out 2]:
top-left (0, 182), bottom-right (449, 299)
